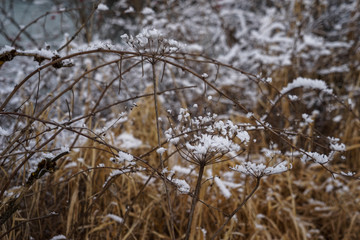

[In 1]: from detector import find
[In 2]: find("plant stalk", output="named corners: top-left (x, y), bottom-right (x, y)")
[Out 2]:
top-left (210, 177), bottom-right (261, 240)
top-left (151, 62), bottom-right (175, 240)
top-left (185, 163), bottom-right (205, 240)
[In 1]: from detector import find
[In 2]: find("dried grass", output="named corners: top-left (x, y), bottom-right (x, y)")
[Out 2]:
top-left (1, 4), bottom-right (360, 239)
top-left (3, 83), bottom-right (359, 239)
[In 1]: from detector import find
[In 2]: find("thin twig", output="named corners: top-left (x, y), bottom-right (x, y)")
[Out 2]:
top-left (151, 61), bottom-right (176, 240)
top-left (10, 8), bottom-right (79, 47)
top-left (210, 177), bottom-right (261, 239)
top-left (57, 2), bottom-right (100, 52)
top-left (0, 212), bottom-right (59, 239)
top-left (185, 163), bottom-right (205, 240)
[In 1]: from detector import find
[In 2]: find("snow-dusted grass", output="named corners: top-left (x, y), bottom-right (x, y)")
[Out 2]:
top-left (0, 1), bottom-right (359, 240)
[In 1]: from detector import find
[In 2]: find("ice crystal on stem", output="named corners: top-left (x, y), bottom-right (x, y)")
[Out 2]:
top-left (231, 161), bottom-right (291, 177)
top-left (121, 28), bottom-right (184, 55)
top-left (166, 109), bottom-right (249, 165)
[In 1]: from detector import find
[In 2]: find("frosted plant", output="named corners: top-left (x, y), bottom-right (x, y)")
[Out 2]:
top-left (230, 161), bottom-right (291, 178)
top-left (121, 28), bottom-right (184, 55)
top-left (162, 167), bottom-right (190, 194)
top-left (165, 108), bottom-right (251, 240)
top-left (165, 108), bottom-right (249, 166)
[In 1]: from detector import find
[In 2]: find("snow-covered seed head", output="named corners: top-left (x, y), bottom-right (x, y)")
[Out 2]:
top-left (165, 109), bottom-right (249, 165)
top-left (122, 28), bottom-right (184, 55)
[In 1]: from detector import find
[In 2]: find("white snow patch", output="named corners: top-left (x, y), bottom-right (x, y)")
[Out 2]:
top-left (105, 214), bottom-right (124, 223)
top-left (157, 147), bottom-right (166, 155)
top-left (202, 73), bottom-right (208, 78)
top-left (117, 151), bottom-right (134, 162)
top-left (288, 95), bottom-right (298, 101)
top-left (170, 178), bottom-right (190, 193)
top-left (302, 113), bottom-right (313, 124)
top-left (332, 115), bottom-right (342, 122)
top-left (280, 77), bottom-right (333, 95)
top-left (64, 162), bottom-right (77, 169)
top-left (19, 48), bottom-right (57, 59)
top-left (124, 6), bottom-right (135, 13)
top-left (185, 134), bottom-right (240, 159)
top-left (0, 126), bottom-right (11, 136)
top-left (318, 65), bottom-right (349, 75)
top-left (172, 165), bottom-right (193, 175)
top-left (97, 3), bottom-right (109, 11)
top-left (236, 130), bottom-right (250, 143)
top-left (61, 146), bottom-right (70, 153)
top-left (49, 235), bottom-right (67, 240)
top-left (214, 176), bottom-right (231, 199)
top-left (169, 137), bottom-right (180, 144)
top-left (330, 143), bottom-right (346, 151)
top-left (0, 45), bottom-right (15, 54)
top-left (301, 152), bottom-right (329, 164)
top-left (340, 171), bottom-right (355, 177)
top-left (117, 133), bottom-right (142, 149)
top-left (141, 7), bottom-right (155, 15)
top-left (186, 43), bottom-right (203, 53)
top-left (231, 161), bottom-right (291, 177)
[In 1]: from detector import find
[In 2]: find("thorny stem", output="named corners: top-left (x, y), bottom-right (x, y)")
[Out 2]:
top-left (185, 163), bottom-right (205, 240)
top-left (151, 62), bottom-right (175, 240)
top-left (210, 177), bottom-right (261, 240)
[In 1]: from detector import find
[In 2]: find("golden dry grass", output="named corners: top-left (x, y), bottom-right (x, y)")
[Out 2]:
top-left (1, 70), bottom-right (359, 239)
top-left (1, 2), bottom-right (360, 237)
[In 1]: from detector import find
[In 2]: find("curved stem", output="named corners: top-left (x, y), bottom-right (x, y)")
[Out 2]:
top-left (210, 177), bottom-right (261, 240)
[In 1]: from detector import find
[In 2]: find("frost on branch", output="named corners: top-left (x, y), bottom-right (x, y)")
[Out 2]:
top-left (162, 167), bottom-right (190, 194)
top-left (110, 151), bottom-right (135, 167)
top-left (280, 77), bottom-right (333, 95)
top-left (0, 45), bottom-right (74, 68)
top-left (170, 178), bottom-right (190, 194)
top-left (231, 161), bottom-right (291, 177)
top-left (272, 77), bottom-right (335, 106)
top-left (165, 109), bottom-right (249, 165)
top-left (157, 147), bottom-right (167, 155)
top-left (121, 28), bottom-right (184, 54)
top-left (300, 136), bottom-right (346, 165)
top-left (301, 152), bottom-right (331, 164)
top-left (185, 134), bottom-right (240, 161)
top-left (328, 137), bottom-right (346, 152)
